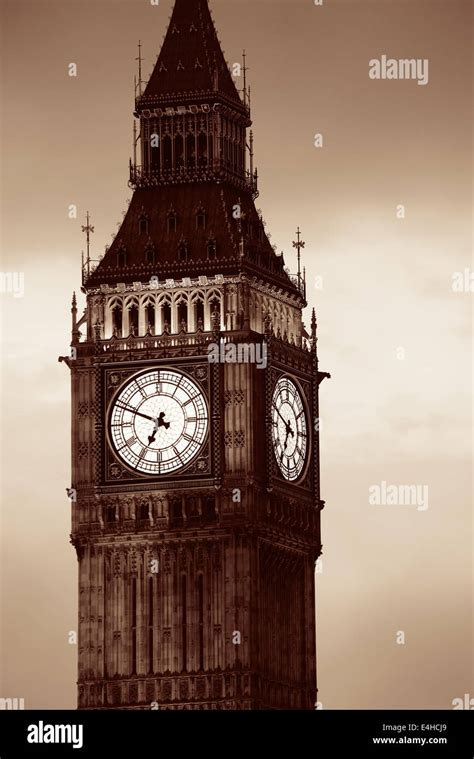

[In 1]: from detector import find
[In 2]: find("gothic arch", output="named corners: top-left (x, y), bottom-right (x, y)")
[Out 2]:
top-left (107, 297), bottom-right (124, 338)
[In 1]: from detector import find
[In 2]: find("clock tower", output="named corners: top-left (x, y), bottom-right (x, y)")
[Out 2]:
top-left (64, 0), bottom-right (329, 710)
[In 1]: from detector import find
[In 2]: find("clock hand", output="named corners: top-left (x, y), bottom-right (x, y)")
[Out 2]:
top-left (116, 403), bottom-right (154, 422)
top-left (272, 403), bottom-right (289, 427)
top-left (157, 411), bottom-right (170, 430)
top-left (147, 412), bottom-right (171, 445)
top-left (147, 421), bottom-right (158, 445)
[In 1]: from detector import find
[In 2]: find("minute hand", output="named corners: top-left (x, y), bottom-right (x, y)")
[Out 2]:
top-left (272, 403), bottom-right (289, 426)
top-left (116, 403), bottom-right (154, 422)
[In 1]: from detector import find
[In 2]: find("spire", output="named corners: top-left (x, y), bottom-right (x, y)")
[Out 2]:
top-left (138, 0), bottom-right (245, 112)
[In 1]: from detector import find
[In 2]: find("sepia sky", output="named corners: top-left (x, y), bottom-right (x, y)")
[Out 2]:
top-left (0, 0), bottom-right (472, 709)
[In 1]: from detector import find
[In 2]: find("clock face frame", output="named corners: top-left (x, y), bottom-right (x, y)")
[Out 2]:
top-left (107, 368), bottom-right (209, 476)
top-left (271, 376), bottom-right (309, 482)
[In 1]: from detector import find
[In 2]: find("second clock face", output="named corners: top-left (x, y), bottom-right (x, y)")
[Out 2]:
top-left (109, 369), bottom-right (208, 475)
top-left (272, 376), bottom-right (308, 481)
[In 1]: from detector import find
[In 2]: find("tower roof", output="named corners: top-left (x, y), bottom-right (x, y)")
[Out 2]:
top-left (85, 183), bottom-right (300, 297)
top-left (138, 0), bottom-right (244, 111)
top-left (84, 0), bottom-right (304, 303)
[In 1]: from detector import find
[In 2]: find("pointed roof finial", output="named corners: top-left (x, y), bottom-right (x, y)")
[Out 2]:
top-left (81, 212), bottom-right (95, 278)
top-left (71, 291), bottom-right (80, 344)
top-left (242, 49), bottom-right (248, 107)
top-left (249, 129), bottom-right (254, 178)
top-left (292, 227), bottom-right (305, 295)
top-left (310, 307), bottom-right (317, 350)
top-left (135, 40), bottom-right (143, 96)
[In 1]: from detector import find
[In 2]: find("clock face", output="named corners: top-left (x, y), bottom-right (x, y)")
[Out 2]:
top-left (109, 369), bottom-right (208, 475)
top-left (271, 376), bottom-right (308, 481)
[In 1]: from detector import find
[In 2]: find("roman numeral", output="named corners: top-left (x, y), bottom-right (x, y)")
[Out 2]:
top-left (135, 381), bottom-right (147, 399)
top-left (125, 435), bottom-right (137, 447)
top-left (173, 445), bottom-right (183, 462)
top-left (171, 376), bottom-right (183, 396)
top-left (184, 395), bottom-right (200, 406)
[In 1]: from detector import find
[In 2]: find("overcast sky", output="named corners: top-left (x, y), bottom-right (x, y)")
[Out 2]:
top-left (1, 0), bottom-right (472, 709)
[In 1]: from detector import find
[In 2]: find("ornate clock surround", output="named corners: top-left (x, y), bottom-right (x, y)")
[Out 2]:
top-left (99, 358), bottom-right (216, 487)
top-left (266, 356), bottom-right (315, 495)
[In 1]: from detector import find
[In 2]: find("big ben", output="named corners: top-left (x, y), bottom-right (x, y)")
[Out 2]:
top-left (65, 0), bottom-right (329, 710)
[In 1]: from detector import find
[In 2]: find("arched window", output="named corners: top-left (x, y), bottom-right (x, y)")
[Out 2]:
top-left (117, 247), bottom-right (127, 267)
top-left (139, 215), bottom-right (149, 235)
top-left (111, 303), bottom-right (123, 336)
top-left (195, 299), bottom-right (204, 330)
top-left (145, 242), bottom-right (156, 265)
top-left (163, 134), bottom-right (172, 170)
top-left (161, 302), bottom-right (171, 332)
top-left (105, 504), bottom-right (116, 523)
top-left (207, 239), bottom-right (217, 260)
top-left (145, 303), bottom-right (155, 334)
top-left (138, 501), bottom-right (148, 520)
top-left (167, 212), bottom-right (177, 233)
top-left (178, 242), bottom-right (188, 262)
top-left (186, 132), bottom-right (195, 167)
top-left (196, 208), bottom-right (206, 230)
top-left (128, 304), bottom-right (139, 336)
top-left (208, 291), bottom-right (221, 329)
top-left (198, 133), bottom-right (207, 165)
top-left (177, 301), bottom-right (188, 331)
top-left (203, 496), bottom-right (216, 521)
top-left (175, 133), bottom-right (184, 168)
top-left (150, 124), bottom-right (160, 172)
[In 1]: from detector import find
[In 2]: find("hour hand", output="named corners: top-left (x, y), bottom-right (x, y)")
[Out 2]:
top-left (148, 419), bottom-right (159, 445)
